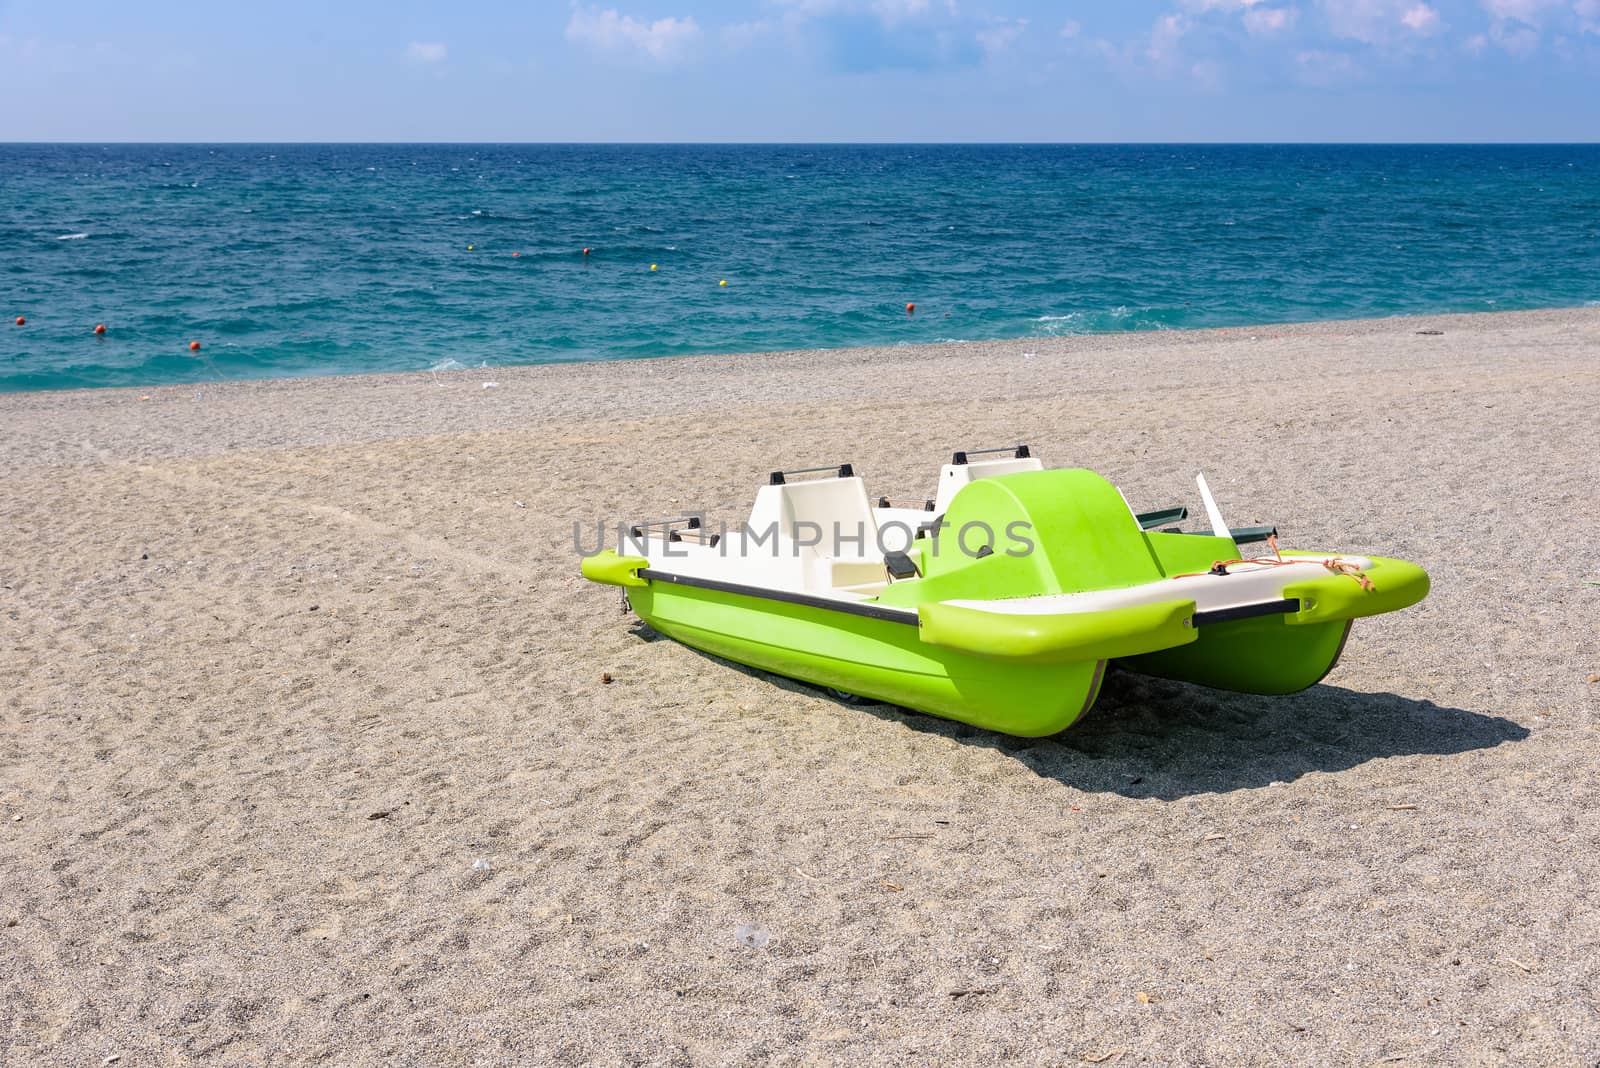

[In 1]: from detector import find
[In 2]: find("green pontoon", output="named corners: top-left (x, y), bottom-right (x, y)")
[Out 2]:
top-left (581, 447), bottom-right (1429, 736)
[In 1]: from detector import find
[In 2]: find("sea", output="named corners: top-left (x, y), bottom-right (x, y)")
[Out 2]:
top-left (2, 143), bottom-right (1598, 392)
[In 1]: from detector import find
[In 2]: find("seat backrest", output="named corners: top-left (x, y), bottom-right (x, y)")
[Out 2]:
top-left (933, 456), bottom-right (1046, 513)
top-left (745, 476), bottom-right (882, 590)
top-left (913, 468), bottom-right (1163, 598)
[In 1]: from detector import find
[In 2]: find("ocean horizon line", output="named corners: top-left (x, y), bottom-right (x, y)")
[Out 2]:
top-left (6, 139), bottom-right (1600, 147)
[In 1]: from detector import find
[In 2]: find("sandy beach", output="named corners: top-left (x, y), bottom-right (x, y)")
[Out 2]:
top-left (3, 307), bottom-right (1599, 1064)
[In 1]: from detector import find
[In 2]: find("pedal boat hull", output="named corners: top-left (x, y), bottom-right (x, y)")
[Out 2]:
top-left (582, 468), bottom-right (1429, 737)
top-left (581, 546), bottom-right (1428, 737)
top-left (588, 553), bottom-right (1112, 736)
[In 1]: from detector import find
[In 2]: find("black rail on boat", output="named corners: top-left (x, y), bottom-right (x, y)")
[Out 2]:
top-left (1192, 598), bottom-right (1300, 626)
top-left (636, 569), bottom-right (919, 625)
top-left (637, 568), bottom-right (1298, 632)
top-left (951, 445), bottom-right (1030, 465)
top-left (770, 464), bottom-right (855, 485)
top-left (1135, 506), bottom-right (1188, 530)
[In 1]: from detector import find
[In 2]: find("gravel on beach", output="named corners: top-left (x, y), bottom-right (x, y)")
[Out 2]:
top-left (2, 308), bottom-right (1598, 1064)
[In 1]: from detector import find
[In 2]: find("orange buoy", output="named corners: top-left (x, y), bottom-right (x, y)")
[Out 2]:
top-left (94, 323), bottom-right (106, 335)
top-left (582, 247), bottom-right (591, 256)
top-left (189, 340), bottom-right (201, 351)
top-left (906, 302), bottom-right (916, 314)
top-left (512, 251), bottom-right (520, 258)
top-left (13, 316), bottom-right (23, 326)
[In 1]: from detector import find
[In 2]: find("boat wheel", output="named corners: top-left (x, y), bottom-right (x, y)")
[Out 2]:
top-left (827, 687), bottom-right (868, 705)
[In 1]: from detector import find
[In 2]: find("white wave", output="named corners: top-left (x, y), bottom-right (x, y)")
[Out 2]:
top-left (56, 232), bottom-right (89, 240)
top-left (1033, 308), bottom-right (1140, 336)
top-left (429, 358), bottom-right (467, 372)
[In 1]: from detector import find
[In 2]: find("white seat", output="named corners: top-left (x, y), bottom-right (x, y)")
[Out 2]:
top-left (745, 476), bottom-right (883, 592)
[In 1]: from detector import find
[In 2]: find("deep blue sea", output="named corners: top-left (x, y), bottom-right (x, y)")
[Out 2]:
top-left (3, 143), bottom-right (1598, 392)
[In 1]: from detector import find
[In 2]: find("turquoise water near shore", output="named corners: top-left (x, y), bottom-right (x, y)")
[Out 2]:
top-left (3, 143), bottom-right (1598, 392)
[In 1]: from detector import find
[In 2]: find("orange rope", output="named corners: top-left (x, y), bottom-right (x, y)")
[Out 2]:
top-left (1171, 534), bottom-right (1375, 590)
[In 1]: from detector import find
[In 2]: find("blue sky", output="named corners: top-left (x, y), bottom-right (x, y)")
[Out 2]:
top-left (1, 0), bottom-right (1596, 141)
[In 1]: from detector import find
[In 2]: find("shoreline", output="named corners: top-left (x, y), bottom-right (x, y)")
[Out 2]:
top-left (4, 303), bottom-right (1599, 1062)
top-left (4, 304), bottom-right (1596, 405)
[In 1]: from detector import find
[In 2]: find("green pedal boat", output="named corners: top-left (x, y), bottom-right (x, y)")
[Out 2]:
top-left (581, 447), bottom-right (1430, 736)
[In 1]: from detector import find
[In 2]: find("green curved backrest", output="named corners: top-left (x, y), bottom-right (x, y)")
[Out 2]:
top-left (876, 469), bottom-right (1167, 607)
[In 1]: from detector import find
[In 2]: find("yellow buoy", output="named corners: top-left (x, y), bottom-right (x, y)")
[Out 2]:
top-left (650, 264), bottom-right (657, 271)
top-left (719, 279), bottom-right (727, 287)
top-left (468, 244), bottom-right (474, 251)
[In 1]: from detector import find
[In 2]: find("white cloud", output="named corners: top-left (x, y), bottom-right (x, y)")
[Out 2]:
top-left (1320, 0), bottom-right (1447, 42)
top-left (1475, 0), bottom-right (1576, 54)
top-left (722, 19), bottom-right (775, 49)
top-left (405, 41), bottom-right (447, 64)
top-left (774, 0), bottom-right (933, 23)
top-left (1191, 58), bottom-right (1225, 87)
top-left (1489, 17), bottom-right (1542, 51)
top-left (1091, 10), bottom-right (1231, 84)
top-left (1481, 0), bottom-right (1556, 19)
top-left (565, 7), bottom-right (703, 63)
top-left (870, 0), bottom-right (932, 21)
top-left (1059, 19), bottom-right (1082, 39)
top-left (977, 17), bottom-right (1028, 56)
top-left (1174, 0), bottom-right (1298, 37)
top-left (1146, 13), bottom-right (1191, 63)
top-left (1399, 3), bottom-right (1441, 31)
top-left (1243, 7), bottom-right (1298, 34)
top-left (1295, 47), bottom-right (1359, 83)
top-left (728, 0), bottom-right (998, 70)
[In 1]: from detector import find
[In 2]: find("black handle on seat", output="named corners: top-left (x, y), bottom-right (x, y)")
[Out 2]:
top-left (951, 445), bottom-right (1030, 465)
top-left (770, 463), bottom-right (855, 485)
top-left (628, 515), bottom-right (702, 538)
